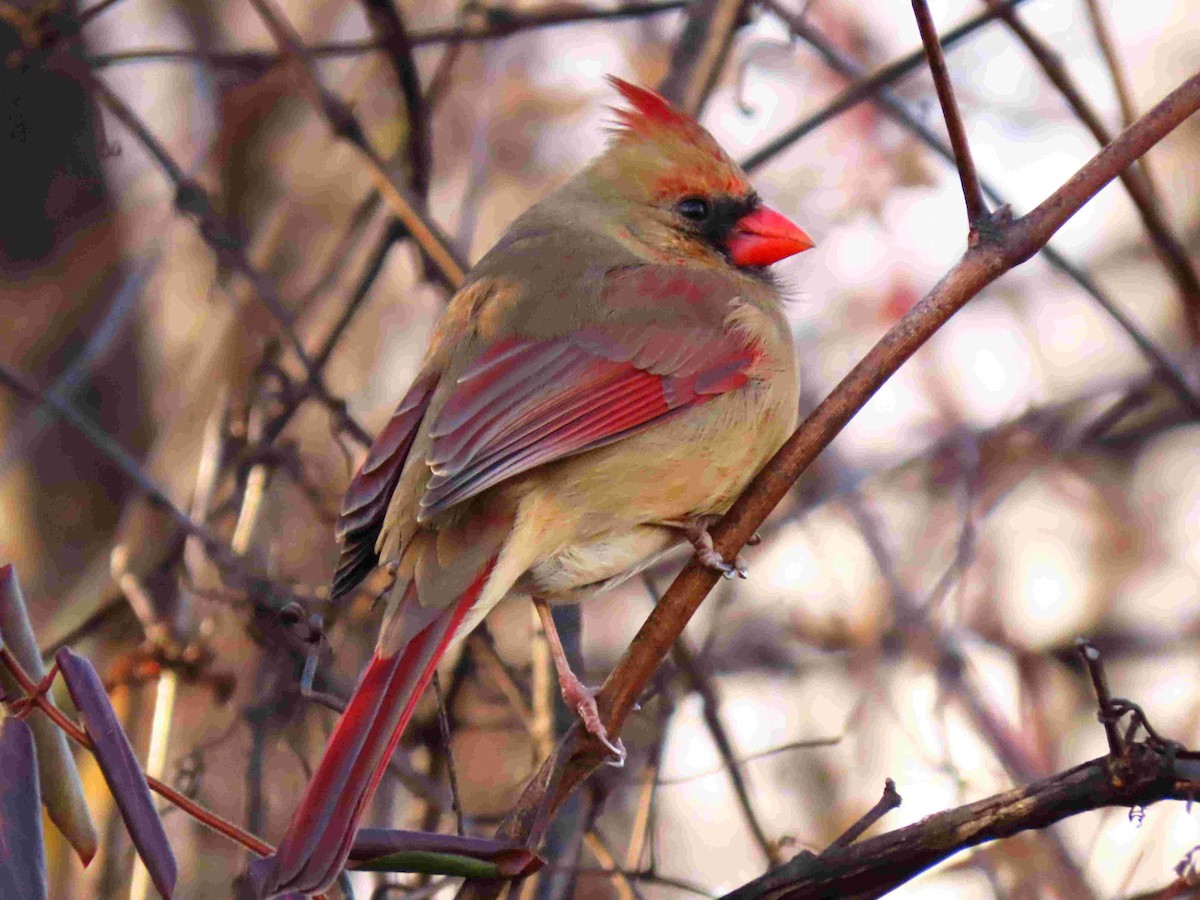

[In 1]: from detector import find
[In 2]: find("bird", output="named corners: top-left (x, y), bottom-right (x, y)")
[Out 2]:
top-left (257, 76), bottom-right (813, 897)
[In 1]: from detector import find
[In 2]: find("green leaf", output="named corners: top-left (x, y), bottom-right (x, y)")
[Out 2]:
top-left (351, 850), bottom-right (502, 877)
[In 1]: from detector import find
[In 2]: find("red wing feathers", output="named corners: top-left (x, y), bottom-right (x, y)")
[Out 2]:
top-left (332, 375), bottom-right (438, 599)
top-left (418, 324), bottom-right (757, 521)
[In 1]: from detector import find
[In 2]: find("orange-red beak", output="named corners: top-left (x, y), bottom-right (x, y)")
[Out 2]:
top-left (726, 205), bottom-right (814, 268)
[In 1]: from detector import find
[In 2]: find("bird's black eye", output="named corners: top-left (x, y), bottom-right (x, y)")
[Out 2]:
top-left (676, 196), bottom-right (712, 222)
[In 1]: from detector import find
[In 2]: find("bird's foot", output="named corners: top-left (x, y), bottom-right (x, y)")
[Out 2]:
top-left (683, 517), bottom-right (748, 579)
top-left (560, 675), bottom-right (626, 767)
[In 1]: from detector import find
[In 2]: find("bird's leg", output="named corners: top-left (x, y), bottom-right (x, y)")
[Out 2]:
top-left (532, 596), bottom-right (626, 767)
top-left (669, 516), bottom-right (749, 579)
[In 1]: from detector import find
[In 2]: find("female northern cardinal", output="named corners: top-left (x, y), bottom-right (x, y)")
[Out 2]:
top-left (260, 78), bottom-right (812, 896)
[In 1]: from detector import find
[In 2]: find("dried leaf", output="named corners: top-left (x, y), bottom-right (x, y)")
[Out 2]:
top-left (0, 717), bottom-right (48, 900)
top-left (55, 648), bottom-right (177, 899)
top-left (0, 565), bottom-right (97, 864)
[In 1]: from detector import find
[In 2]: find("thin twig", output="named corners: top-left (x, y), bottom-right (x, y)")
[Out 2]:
top-left (432, 670), bottom-right (466, 838)
top-left (669, 628), bottom-right (780, 866)
top-left (1079, 18), bottom-right (1164, 289)
top-left (823, 779), bottom-right (901, 851)
top-left (1076, 638), bottom-right (1124, 757)
top-left (247, 0), bottom-right (469, 287)
top-left (741, 0), bottom-right (1032, 171)
top-left (70, 66), bottom-right (372, 446)
top-left (85, 2), bottom-right (688, 68)
top-left (657, 0), bottom-right (748, 115)
top-left (910, 0), bottom-right (988, 226)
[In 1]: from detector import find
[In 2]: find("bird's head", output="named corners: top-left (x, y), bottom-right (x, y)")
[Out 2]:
top-left (584, 77), bottom-right (814, 271)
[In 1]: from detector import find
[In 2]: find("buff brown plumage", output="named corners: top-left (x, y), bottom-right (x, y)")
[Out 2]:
top-left (258, 78), bottom-right (813, 897)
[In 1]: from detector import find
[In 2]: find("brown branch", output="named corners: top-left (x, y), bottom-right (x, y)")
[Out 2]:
top-left (724, 643), bottom-right (1199, 898)
top-left (657, 0), bottom-right (748, 115)
top-left (0, 361), bottom-right (241, 582)
top-left (1077, 638), bottom-right (1124, 756)
top-left (823, 779), bottom-right (901, 852)
top-left (982, 0), bottom-right (1200, 340)
top-left (248, 0), bottom-right (467, 287)
top-left (457, 65), bottom-right (1200, 900)
top-left (360, 0), bottom-right (431, 199)
top-left (1081, 0), bottom-right (1142, 135)
top-left (911, 0), bottom-right (988, 226)
top-left (669, 628), bottom-right (781, 866)
top-left (431, 670), bottom-right (466, 838)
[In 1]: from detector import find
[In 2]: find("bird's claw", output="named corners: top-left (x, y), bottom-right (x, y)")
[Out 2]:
top-left (686, 519), bottom-right (750, 579)
top-left (564, 682), bottom-right (626, 767)
top-left (697, 546), bottom-right (748, 579)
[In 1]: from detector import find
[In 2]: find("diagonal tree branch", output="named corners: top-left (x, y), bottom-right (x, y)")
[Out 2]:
top-left (722, 744), bottom-right (1200, 899)
top-left (66, 64), bottom-right (373, 446)
top-left (657, 0), bottom-right (749, 115)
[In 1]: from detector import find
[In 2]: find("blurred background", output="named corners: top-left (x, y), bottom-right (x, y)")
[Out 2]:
top-left (2, 0), bottom-right (1200, 897)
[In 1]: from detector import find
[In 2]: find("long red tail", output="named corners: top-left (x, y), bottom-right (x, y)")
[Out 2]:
top-left (258, 562), bottom-right (494, 897)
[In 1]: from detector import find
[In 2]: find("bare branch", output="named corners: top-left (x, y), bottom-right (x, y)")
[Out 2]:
top-left (722, 744), bottom-right (1200, 899)
top-left (68, 67), bottom-right (373, 446)
top-left (824, 780), bottom-right (901, 852)
top-left (657, 0), bottom-right (748, 114)
top-left (910, 0), bottom-right (988, 226)
top-left (85, 2), bottom-right (688, 69)
top-left (248, 0), bottom-right (469, 287)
